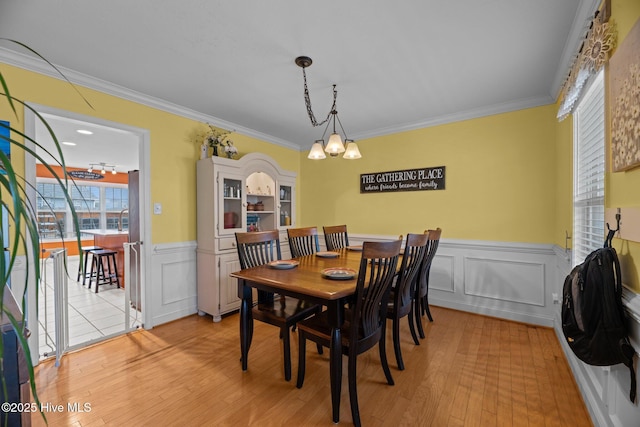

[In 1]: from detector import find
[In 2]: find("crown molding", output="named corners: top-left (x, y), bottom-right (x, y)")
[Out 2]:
top-left (351, 95), bottom-right (554, 141)
top-left (0, 47), bottom-right (300, 151)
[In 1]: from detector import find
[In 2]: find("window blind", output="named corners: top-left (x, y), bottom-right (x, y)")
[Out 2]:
top-left (573, 70), bottom-right (605, 265)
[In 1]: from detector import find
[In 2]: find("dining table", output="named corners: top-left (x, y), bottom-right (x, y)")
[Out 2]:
top-left (230, 246), bottom-right (365, 423)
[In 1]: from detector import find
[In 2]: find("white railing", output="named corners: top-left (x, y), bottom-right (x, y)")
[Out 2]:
top-left (50, 248), bottom-right (68, 366)
top-left (124, 242), bottom-right (142, 330)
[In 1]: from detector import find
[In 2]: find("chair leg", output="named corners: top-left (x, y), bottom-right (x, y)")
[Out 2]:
top-left (296, 331), bottom-right (307, 389)
top-left (76, 255), bottom-right (83, 282)
top-left (392, 316), bottom-right (405, 370)
top-left (83, 252), bottom-right (91, 285)
top-left (379, 326), bottom-right (394, 386)
top-left (408, 304), bottom-right (420, 345)
top-left (313, 306), bottom-right (323, 356)
top-left (283, 327), bottom-right (292, 381)
top-left (111, 254), bottom-right (121, 288)
top-left (348, 351), bottom-right (362, 427)
top-left (423, 294), bottom-right (433, 322)
top-left (95, 256), bottom-right (104, 293)
top-left (88, 256), bottom-right (97, 290)
top-left (415, 297), bottom-right (426, 339)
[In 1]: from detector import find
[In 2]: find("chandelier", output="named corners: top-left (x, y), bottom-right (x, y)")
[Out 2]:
top-left (295, 56), bottom-right (361, 160)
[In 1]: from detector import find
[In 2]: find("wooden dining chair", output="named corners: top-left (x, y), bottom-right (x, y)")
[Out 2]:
top-left (409, 228), bottom-right (442, 340)
top-left (386, 233), bottom-right (429, 370)
top-left (296, 240), bottom-right (402, 427)
top-left (235, 230), bottom-right (320, 381)
top-left (323, 224), bottom-right (349, 251)
top-left (287, 226), bottom-right (320, 257)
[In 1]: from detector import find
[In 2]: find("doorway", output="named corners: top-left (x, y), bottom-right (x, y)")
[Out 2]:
top-left (23, 104), bottom-right (150, 365)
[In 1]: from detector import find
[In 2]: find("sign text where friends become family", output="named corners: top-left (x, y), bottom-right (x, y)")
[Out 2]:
top-left (360, 166), bottom-right (446, 193)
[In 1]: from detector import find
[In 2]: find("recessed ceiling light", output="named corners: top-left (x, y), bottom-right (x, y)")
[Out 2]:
top-left (76, 129), bottom-right (93, 135)
top-left (62, 141), bottom-right (76, 146)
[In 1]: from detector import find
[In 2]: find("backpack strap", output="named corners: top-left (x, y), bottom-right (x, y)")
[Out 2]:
top-left (610, 248), bottom-right (636, 403)
top-left (604, 229), bottom-right (615, 248)
top-left (620, 338), bottom-right (637, 403)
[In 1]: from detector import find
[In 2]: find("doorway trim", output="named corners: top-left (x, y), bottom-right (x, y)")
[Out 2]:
top-left (23, 103), bottom-right (152, 364)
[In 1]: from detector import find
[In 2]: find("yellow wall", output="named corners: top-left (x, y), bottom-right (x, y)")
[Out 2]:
top-left (301, 105), bottom-right (559, 243)
top-left (605, 0), bottom-right (640, 290)
top-left (0, 63), bottom-right (301, 245)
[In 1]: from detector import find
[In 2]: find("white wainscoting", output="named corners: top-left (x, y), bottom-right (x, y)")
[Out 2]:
top-left (552, 247), bottom-right (640, 427)
top-left (149, 241), bottom-right (198, 327)
top-left (349, 234), bottom-right (559, 326)
top-left (347, 234), bottom-right (640, 425)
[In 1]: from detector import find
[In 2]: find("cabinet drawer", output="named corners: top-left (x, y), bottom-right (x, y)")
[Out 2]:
top-left (218, 238), bottom-right (237, 251)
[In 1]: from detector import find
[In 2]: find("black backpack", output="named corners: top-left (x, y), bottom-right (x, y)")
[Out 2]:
top-left (562, 240), bottom-right (637, 403)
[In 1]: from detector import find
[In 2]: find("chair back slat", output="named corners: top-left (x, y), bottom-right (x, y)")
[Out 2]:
top-left (323, 224), bottom-right (349, 251)
top-left (235, 230), bottom-right (282, 269)
top-left (396, 233), bottom-right (429, 310)
top-left (353, 240), bottom-right (402, 341)
top-left (287, 227), bottom-right (320, 257)
top-left (417, 228), bottom-right (441, 299)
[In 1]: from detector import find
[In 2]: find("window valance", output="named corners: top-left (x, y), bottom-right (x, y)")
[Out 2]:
top-left (557, 7), bottom-right (616, 121)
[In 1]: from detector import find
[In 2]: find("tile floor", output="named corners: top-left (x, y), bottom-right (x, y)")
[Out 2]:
top-left (37, 254), bottom-right (142, 359)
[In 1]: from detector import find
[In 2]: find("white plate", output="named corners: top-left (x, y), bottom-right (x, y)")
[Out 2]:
top-left (322, 267), bottom-right (356, 280)
top-left (268, 260), bottom-right (299, 269)
top-left (316, 251), bottom-right (339, 258)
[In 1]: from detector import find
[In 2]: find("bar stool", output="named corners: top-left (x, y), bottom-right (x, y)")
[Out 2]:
top-left (88, 249), bottom-right (120, 293)
top-left (76, 245), bottom-right (102, 285)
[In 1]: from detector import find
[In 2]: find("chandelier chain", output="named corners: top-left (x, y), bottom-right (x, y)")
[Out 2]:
top-left (302, 66), bottom-right (336, 127)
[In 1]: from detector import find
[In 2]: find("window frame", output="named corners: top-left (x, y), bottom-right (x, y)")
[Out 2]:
top-left (572, 69), bottom-right (605, 266)
top-left (36, 177), bottom-right (128, 240)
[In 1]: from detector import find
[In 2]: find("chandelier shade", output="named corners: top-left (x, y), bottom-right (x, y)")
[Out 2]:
top-left (343, 140), bottom-right (362, 159)
top-left (325, 132), bottom-right (345, 156)
top-left (307, 140), bottom-right (327, 159)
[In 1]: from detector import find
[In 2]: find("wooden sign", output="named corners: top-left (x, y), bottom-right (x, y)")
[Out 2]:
top-left (360, 166), bottom-right (445, 193)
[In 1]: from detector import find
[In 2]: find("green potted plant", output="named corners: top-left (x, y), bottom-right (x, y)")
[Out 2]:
top-left (1, 39), bottom-right (91, 425)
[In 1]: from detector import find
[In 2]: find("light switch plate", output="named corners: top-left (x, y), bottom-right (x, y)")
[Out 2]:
top-left (154, 203), bottom-right (162, 215)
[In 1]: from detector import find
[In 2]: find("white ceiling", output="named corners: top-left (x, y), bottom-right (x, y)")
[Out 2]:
top-left (1, 0), bottom-right (597, 158)
top-left (34, 113), bottom-right (139, 173)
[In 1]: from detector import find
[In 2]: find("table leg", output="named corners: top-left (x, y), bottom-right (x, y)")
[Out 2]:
top-left (327, 300), bottom-right (345, 423)
top-left (239, 279), bottom-right (253, 371)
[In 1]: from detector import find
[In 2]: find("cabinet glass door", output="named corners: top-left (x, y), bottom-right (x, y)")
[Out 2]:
top-left (279, 184), bottom-right (293, 227)
top-left (220, 174), bottom-right (244, 235)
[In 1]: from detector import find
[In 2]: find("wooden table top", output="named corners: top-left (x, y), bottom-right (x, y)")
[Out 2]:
top-left (230, 247), bottom-right (364, 301)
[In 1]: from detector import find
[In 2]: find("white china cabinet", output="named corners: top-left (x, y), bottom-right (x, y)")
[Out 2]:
top-left (196, 153), bottom-right (296, 321)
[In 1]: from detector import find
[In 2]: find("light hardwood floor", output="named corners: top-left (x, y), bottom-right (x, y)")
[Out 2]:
top-left (31, 306), bottom-right (592, 426)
